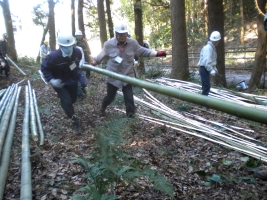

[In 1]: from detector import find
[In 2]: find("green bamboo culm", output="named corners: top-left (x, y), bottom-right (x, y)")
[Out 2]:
top-left (81, 64), bottom-right (267, 124)
top-left (27, 80), bottom-right (38, 142)
top-left (0, 86), bottom-right (21, 199)
top-left (32, 89), bottom-right (44, 145)
top-left (0, 85), bottom-right (17, 161)
top-left (20, 86), bottom-right (32, 200)
top-left (72, 116), bottom-right (174, 199)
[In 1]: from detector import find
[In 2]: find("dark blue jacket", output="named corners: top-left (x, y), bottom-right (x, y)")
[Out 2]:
top-left (41, 48), bottom-right (82, 86)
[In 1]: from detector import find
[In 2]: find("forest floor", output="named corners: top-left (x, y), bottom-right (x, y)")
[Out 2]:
top-left (1, 56), bottom-right (267, 200)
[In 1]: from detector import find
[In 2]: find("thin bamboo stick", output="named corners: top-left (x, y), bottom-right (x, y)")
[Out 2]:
top-left (32, 90), bottom-right (44, 145)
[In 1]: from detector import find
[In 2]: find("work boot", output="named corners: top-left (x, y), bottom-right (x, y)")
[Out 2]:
top-left (82, 87), bottom-right (87, 95)
top-left (255, 170), bottom-right (267, 181)
top-left (71, 115), bottom-right (80, 131)
top-left (99, 107), bottom-right (106, 117)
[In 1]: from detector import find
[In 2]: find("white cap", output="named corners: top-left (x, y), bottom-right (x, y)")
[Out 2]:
top-left (75, 30), bottom-right (83, 36)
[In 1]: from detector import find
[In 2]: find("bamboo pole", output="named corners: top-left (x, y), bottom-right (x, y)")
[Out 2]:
top-left (81, 64), bottom-right (267, 124)
top-left (27, 81), bottom-right (38, 142)
top-left (0, 87), bottom-right (21, 199)
top-left (0, 85), bottom-right (18, 161)
top-left (5, 55), bottom-right (26, 76)
top-left (20, 86), bottom-right (32, 200)
top-left (32, 90), bottom-right (44, 145)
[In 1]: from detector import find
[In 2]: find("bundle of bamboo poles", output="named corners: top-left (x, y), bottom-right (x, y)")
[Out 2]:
top-left (0, 81), bottom-right (45, 199)
top-left (151, 77), bottom-right (267, 111)
top-left (116, 84), bottom-right (267, 163)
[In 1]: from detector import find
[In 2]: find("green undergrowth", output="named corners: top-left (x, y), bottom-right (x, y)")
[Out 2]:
top-left (72, 116), bottom-right (174, 200)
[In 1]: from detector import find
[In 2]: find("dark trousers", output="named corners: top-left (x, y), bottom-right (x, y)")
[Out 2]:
top-left (199, 66), bottom-right (210, 96)
top-left (102, 82), bottom-right (135, 117)
top-left (54, 84), bottom-right (78, 118)
top-left (0, 57), bottom-right (10, 77)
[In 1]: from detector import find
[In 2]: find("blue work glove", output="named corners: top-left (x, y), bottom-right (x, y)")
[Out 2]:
top-left (156, 51), bottom-right (167, 57)
top-left (49, 78), bottom-right (64, 88)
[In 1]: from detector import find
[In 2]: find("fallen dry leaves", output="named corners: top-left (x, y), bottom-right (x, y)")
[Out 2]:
top-left (0, 63), bottom-right (267, 200)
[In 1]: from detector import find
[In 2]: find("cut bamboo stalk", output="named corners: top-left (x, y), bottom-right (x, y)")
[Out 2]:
top-left (27, 81), bottom-right (38, 142)
top-left (0, 85), bottom-right (18, 161)
top-left (20, 86), bottom-right (32, 200)
top-left (32, 90), bottom-right (44, 145)
top-left (0, 87), bottom-right (21, 199)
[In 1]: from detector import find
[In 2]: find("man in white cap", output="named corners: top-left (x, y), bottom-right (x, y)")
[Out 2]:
top-left (41, 33), bottom-right (82, 131)
top-left (75, 30), bottom-right (91, 78)
top-left (198, 31), bottom-right (221, 96)
top-left (91, 21), bottom-right (167, 118)
top-left (40, 41), bottom-right (51, 63)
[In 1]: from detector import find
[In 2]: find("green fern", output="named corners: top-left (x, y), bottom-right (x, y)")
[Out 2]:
top-left (72, 116), bottom-right (174, 199)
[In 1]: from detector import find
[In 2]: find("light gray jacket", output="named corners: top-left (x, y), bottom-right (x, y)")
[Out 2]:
top-left (198, 41), bottom-right (217, 72)
top-left (94, 37), bottom-right (156, 88)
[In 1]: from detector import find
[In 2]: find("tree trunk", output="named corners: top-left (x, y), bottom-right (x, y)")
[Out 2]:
top-left (239, 0), bottom-right (244, 45)
top-left (207, 0), bottom-right (226, 87)
top-left (71, 0), bottom-right (75, 36)
top-left (170, 0), bottom-right (189, 80)
top-left (200, 0), bottom-right (208, 37)
top-left (105, 0), bottom-right (114, 39)
top-left (48, 0), bottom-right (56, 50)
top-left (97, 0), bottom-right (108, 48)
top-left (78, 0), bottom-right (85, 37)
top-left (0, 0), bottom-right (17, 61)
top-left (134, 0), bottom-right (145, 76)
top-left (248, 0), bottom-right (267, 91)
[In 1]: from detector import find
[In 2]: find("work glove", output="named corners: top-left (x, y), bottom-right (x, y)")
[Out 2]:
top-left (49, 78), bottom-right (64, 89)
top-left (210, 69), bottom-right (216, 76)
top-left (90, 61), bottom-right (96, 66)
top-left (156, 51), bottom-right (167, 57)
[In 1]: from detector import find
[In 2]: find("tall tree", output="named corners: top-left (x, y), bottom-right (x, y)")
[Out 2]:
top-left (71, 0), bottom-right (75, 36)
top-left (33, 4), bottom-right (49, 62)
top-left (78, 0), bottom-right (86, 36)
top-left (248, 0), bottom-right (267, 91)
top-left (170, 0), bottom-right (189, 80)
top-left (134, 0), bottom-right (145, 76)
top-left (97, 0), bottom-right (107, 48)
top-left (105, 0), bottom-right (114, 39)
top-left (239, 0), bottom-right (244, 44)
top-left (207, 0), bottom-right (226, 87)
top-left (0, 0), bottom-right (17, 61)
top-left (48, 0), bottom-right (56, 50)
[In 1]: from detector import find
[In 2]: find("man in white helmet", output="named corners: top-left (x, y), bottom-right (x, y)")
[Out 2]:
top-left (75, 30), bottom-right (91, 78)
top-left (41, 33), bottom-right (83, 131)
top-left (198, 31), bottom-right (221, 96)
top-left (91, 21), bottom-right (167, 118)
top-left (39, 41), bottom-right (51, 63)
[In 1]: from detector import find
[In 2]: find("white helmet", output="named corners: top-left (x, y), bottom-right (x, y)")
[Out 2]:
top-left (57, 33), bottom-right (76, 47)
top-left (209, 31), bottom-right (221, 41)
top-left (75, 30), bottom-right (83, 36)
top-left (114, 21), bottom-right (128, 34)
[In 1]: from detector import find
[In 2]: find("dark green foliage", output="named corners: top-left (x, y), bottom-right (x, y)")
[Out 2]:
top-left (145, 66), bottom-right (165, 79)
top-left (195, 156), bottom-right (260, 187)
top-left (72, 117), bottom-right (174, 199)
